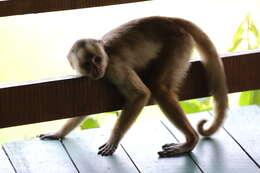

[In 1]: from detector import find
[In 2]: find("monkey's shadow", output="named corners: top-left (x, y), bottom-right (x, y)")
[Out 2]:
top-left (190, 137), bottom-right (227, 172)
top-left (62, 132), bottom-right (134, 172)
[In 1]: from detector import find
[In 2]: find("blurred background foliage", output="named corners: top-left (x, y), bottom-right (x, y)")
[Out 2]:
top-left (230, 14), bottom-right (260, 106)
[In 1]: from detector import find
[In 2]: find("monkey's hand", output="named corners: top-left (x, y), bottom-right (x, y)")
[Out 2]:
top-left (98, 140), bottom-right (118, 156)
top-left (38, 132), bottom-right (63, 140)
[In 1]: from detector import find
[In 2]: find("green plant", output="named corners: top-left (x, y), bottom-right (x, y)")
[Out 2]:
top-left (239, 90), bottom-right (260, 106)
top-left (80, 117), bottom-right (100, 129)
top-left (180, 98), bottom-right (212, 114)
top-left (228, 14), bottom-right (260, 106)
top-left (229, 14), bottom-right (260, 52)
top-left (80, 111), bottom-right (119, 130)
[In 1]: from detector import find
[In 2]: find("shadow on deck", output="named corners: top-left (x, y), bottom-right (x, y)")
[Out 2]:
top-left (1, 105), bottom-right (260, 173)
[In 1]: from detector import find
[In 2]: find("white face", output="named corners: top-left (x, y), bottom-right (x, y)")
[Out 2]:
top-left (68, 39), bottom-right (109, 80)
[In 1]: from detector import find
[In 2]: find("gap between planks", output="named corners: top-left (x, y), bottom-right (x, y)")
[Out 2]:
top-left (0, 147), bottom-right (16, 173)
top-left (1, 106), bottom-right (259, 173)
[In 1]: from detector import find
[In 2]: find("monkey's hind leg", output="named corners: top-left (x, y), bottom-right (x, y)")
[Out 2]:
top-left (155, 90), bottom-right (198, 157)
top-left (150, 38), bottom-right (198, 157)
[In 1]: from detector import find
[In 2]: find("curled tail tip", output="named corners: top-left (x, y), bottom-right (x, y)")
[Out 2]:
top-left (197, 119), bottom-right (211, 137)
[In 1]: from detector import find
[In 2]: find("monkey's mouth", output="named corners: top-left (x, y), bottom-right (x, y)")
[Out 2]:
top-left (92, 74), bottom-right (104, 80)
top-left (92, 68), bottom-right (104, 80)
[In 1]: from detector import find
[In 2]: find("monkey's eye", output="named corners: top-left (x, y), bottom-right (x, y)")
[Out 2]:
top-left (94, 56), bottom-right (102, 64)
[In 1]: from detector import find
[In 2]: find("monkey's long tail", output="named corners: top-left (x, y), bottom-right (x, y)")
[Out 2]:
top-left (174, 18), bottom-right (228, 137)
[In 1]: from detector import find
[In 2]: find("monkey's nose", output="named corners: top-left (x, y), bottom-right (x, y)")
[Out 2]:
top-left (92, 56), bottom-right (102, 65)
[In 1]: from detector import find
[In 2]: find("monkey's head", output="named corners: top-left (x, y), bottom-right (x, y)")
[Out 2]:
top-left (67, 39), bottom-right (109, 80)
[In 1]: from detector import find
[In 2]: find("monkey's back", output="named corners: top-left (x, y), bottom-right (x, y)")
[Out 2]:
top-left (102, 16), bottom-right (188, 70)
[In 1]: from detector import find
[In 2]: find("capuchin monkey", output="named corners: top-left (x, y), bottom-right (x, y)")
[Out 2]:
top-left (39, 16), bottom-right (228, 157)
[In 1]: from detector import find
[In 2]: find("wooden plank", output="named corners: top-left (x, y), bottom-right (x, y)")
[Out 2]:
top-left (121, 121), bottom-right (202, 173)
top-left (1, 50), bottom-right (260, 128)
top-left (62, 129), bottom-right (139, 173)
top-left (223, 105), bottom-right (260, 167)
top-left (0, 148), bottom-right (15, 173)
top-left (0, 0), bottom-right (148, 17)
top-left (162, 111), bottom-right (260, 172)
top-left (3, 138), bottom-right (78, 173)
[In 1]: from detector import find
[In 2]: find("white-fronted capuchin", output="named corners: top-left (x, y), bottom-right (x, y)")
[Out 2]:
top-left (40, 16), bottom-right (228, 157)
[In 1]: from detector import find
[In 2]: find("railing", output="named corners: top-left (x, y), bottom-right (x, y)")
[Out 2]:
top-left (1, 50), bottom-right (260, 128)
top-left (0, 0), bottom-right (260, 129)
top-left (0, 0), bottom-right (147, 17)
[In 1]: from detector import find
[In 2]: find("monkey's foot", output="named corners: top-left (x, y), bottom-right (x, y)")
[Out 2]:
top-left (158, 143), bottom-right (195, 157)
top-left (98, 142), bottom-right (118, 156)
top-left (38, 132), bottom-right (62, 140)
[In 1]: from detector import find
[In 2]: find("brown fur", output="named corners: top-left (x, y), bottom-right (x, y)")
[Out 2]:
top-left (40, 16), bottom-right (228, 157)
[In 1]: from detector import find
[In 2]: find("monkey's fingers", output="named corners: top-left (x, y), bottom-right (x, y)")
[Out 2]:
top-left (98, 143), bottom-right (107, 150)
top-left (158, 150), bottom-right (182, 158)
top-left (101, 145), bottom-right (113, 156)
top-left (38, 133), bottom-right (61, 140)
top-left (158, 143), bottom-right (192, 157)
top-left (98, 143), bottom-right (117, 156)
top-left (162, 143), bottom-right (178, 150)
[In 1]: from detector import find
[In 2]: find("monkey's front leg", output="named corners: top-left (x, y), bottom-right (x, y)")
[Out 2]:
top-left (39, 116), bottom-right (86, 140)
top-left (98, 68), bottom-right (150, 156)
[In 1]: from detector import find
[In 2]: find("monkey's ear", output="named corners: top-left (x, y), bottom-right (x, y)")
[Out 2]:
top-left (67, 55), bottom-right (74, 69)
top-left (98, 40), bottom-right (104, 45)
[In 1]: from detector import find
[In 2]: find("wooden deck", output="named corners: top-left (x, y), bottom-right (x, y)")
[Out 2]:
top-left (1, 105), bottom-right (259, 173)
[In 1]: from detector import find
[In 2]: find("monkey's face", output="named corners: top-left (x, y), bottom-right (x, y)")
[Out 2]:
top-left (68, 39), bottom-right (109, 80)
